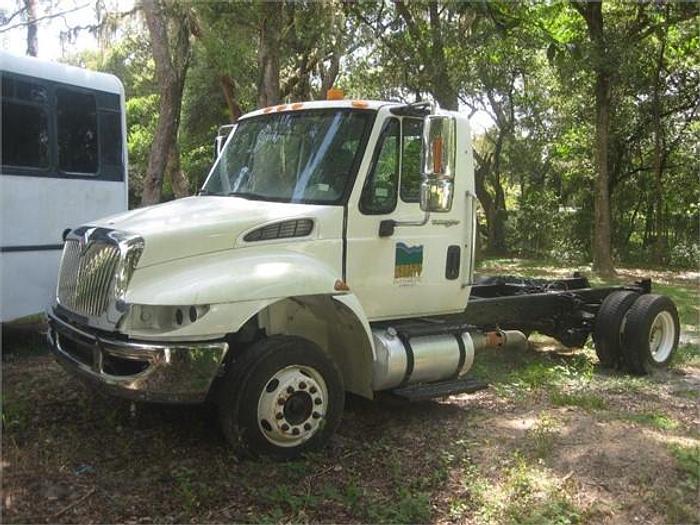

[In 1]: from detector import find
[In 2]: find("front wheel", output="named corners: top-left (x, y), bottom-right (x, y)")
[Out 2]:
top-left (218, 336), bottom-right (344, 459)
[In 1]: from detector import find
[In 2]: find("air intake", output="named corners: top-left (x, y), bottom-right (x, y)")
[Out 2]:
top-left (243, 219), bottom-right (314, 242)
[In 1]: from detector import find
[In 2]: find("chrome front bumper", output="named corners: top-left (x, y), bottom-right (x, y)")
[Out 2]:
top-left (47, 311), bottom-right (228, 403)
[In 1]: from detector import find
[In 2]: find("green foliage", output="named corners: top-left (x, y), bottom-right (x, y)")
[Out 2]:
top-left (60, 1), bottom-right (698, 269)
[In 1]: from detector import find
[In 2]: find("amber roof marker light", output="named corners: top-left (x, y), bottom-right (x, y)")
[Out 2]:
top-left (326, 88), bottom-right (344, 100)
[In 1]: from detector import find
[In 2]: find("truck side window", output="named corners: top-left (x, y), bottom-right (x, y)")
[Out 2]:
top-left (360, 118), bottom-right (399, 214)
top-left (56, 88), bottom-right (98, 174)
top-left (400, 118), bottom-right (423, 202)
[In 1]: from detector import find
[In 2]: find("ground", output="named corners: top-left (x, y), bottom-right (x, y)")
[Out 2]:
top-left (2, 259), bottom-right (699, 524)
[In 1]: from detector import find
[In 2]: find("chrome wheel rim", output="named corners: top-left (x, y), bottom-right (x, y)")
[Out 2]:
top-left (649, 311), bottom-right (675, 363)
top-left (257, 365), bottom-right (327, 447)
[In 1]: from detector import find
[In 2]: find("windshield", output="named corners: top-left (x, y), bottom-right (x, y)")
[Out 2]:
top-left (202, 109), bottom-right (373, 204)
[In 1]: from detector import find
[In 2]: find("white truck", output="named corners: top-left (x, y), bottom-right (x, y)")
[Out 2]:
top-left (47, 97), bottom-right (680, 458)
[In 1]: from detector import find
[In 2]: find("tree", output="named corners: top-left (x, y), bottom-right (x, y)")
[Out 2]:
top-left (569, 1), bottom-right (615, 275)
top-left (24, 0), bottom-right (37, 56)
top-left (141, 0), bottom-right (196, 206)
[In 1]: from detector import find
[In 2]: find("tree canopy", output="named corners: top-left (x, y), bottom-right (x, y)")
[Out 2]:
top-left (20, 0), bottom-right (699, 272)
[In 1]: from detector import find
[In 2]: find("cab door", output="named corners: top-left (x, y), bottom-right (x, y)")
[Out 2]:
top-left (345, 109), bottom-right (470, 321)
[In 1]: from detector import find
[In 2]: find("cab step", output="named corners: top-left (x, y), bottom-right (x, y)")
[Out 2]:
top-left (390, 376), bottom-right (488, 402)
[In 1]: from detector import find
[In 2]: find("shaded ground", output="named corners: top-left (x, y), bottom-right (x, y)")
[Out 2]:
top-left (2, 261), bottom-right (699, 524)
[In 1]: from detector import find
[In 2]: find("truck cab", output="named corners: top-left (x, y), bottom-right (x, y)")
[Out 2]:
top-left (48, 98), bottom-right (680, 458)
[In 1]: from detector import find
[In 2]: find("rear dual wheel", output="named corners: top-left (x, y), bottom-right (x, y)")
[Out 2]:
top-left (594, 292), bottom-right (679, 374)
top-left (217, 336), bottom-right (344, 459)
top-left (621, 294), bottom-right (679, 374)
top-left (594, 291), bottom-right (639, 368)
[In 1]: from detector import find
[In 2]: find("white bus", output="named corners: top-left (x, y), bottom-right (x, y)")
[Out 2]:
top-left (1, 52), bottom-right (128, 323)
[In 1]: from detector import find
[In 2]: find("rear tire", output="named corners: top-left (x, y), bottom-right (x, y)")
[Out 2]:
top-left (217, 336), bottom-right (344, 459)
top-left (593, 291), bottom-right (639, 369)
top-left (621, 294), bottom-right (680, 375)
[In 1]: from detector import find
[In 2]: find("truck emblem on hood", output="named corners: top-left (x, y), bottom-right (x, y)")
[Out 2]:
top-left (78, 228), bottom-right (96, 254)
top-left (394, 242), bottom-right (423, 283)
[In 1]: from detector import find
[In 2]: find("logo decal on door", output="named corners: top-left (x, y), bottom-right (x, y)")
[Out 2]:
top-left (394, 242), bottom-right (423, 283)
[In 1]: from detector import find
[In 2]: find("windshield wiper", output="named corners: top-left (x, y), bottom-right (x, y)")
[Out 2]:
top-left (227, 191), bottom-right (267, 201)
top-left (198, 189), bottom-right (225, 196)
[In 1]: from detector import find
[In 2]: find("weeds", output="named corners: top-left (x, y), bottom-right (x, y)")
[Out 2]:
top-left (1, 396), bottom-right (31, 434)
top-left (624, 412), bottom-right (679, 431)
top-left (671, 343), bottom-right (700, 368)
top-left (462, 453), bottom-right (582, 525)
top-left (549, 390), bottom-right (607, 411)
top-left (668, 443), bottom-right (700, 488)
top-left (527, 414), bottom-right (560, 459)
top-left (172, 466), bottom-right (199, 512)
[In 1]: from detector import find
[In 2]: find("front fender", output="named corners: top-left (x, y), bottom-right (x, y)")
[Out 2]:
top-left (126, 248), bottom-right (342, 306)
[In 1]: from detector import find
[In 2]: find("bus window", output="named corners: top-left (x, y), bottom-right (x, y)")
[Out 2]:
top-left (99, 111), bottom-right (123, 167)
top-left (56, 88), bottom-right (98, 174)
top-left (1, 100), bottom-right (49, 168)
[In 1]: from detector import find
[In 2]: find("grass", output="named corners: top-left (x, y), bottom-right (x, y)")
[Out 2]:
top-left (671, 343), bottom-right (700, 368)
top-left (457, 454), bottom-right (583, 525)
top-left (549, 390), bottom-right (608, 411)
top-left (623, 412), bottom-right (680, 431)
top-left (3, 257), bottom-right (698, 524)
top-left (527, 414), bottom-right (560, 459)
top-left (668, 443), bottom-right (700, 487)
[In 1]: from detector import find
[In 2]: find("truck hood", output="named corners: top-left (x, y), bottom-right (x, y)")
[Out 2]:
top-left (90, 196), bottom-right (335, 268)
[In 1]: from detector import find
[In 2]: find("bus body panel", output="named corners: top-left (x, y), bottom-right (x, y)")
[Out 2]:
top-left (1, 52), bottom-right (128, 322)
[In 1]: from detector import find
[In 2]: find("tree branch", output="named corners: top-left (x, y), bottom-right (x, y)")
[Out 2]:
top-left (0, 2), bottom-right (91, 33)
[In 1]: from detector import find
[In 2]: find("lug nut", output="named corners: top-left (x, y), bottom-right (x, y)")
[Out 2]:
top-left (309, 386), bottom-right (317, 394)
top-left (292, 427), bottom-right (300, 435)
top-left (277, 398), bottom-right (285, 406)
top-left (275, 413), bottom-right (283, 419)
top-left (312, 412), bottom-right (321, 419)
top-left (314, 398), bottom-right (322, 405)
top-left (304, 423), bottom-right (312, 431)
top-left (299, 381), bottom-right (307, 389)
top-left (287, 386), bottom-right (294, 394)
top-left (281, 423), bottom-right (289, 431)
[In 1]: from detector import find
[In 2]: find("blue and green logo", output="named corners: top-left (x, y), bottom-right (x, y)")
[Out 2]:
top-left (394, 242), bottom-right (423, 280)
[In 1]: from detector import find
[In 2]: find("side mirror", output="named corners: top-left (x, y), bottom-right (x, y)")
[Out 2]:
top-left (420, 115), bottom-right (456, 213)
top-left (420, 179), bottom-right (454, 212)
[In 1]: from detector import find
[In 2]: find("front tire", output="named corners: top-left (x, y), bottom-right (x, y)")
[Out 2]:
top-left (621, 294), bottom-right (680, 375)
top-left (218, 336), bottom-right (344, 459)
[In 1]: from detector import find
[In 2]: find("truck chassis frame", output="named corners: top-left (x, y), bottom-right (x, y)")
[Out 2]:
top-left (375, 273), bottom-right (650, 347)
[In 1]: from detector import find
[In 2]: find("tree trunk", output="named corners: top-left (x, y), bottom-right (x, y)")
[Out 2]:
top-left (165, 143), bottom-right (190, 199)
top-left (428, 1), bottom-right (458, 110)
top-left (220, 74), bottom-right (242, 122)
top-left (592, 72), bottom-right (615, 275)
top-left (24, 0), bottom-right (38, 56)
top-left (141, 0), bottom-right (191, 206)
top-left (572, 1), bottom-right (615, 276)
top-left (320, 51), bottom-right (340, 98)
top-left (652, 11), bottom-right (669, 265)
top-left (395, 1), bottom-right (458, 110)
top-left (258, 2), bottom-right (282, 108)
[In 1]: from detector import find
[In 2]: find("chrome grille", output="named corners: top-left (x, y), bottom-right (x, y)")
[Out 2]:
top-left (57, 240), bottom-right (121, 317)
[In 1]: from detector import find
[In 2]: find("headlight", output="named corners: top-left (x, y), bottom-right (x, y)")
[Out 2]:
top-left (120, 304), bottom-right (210, 333)
top-left (113, 237), bottom-right (145, 302)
